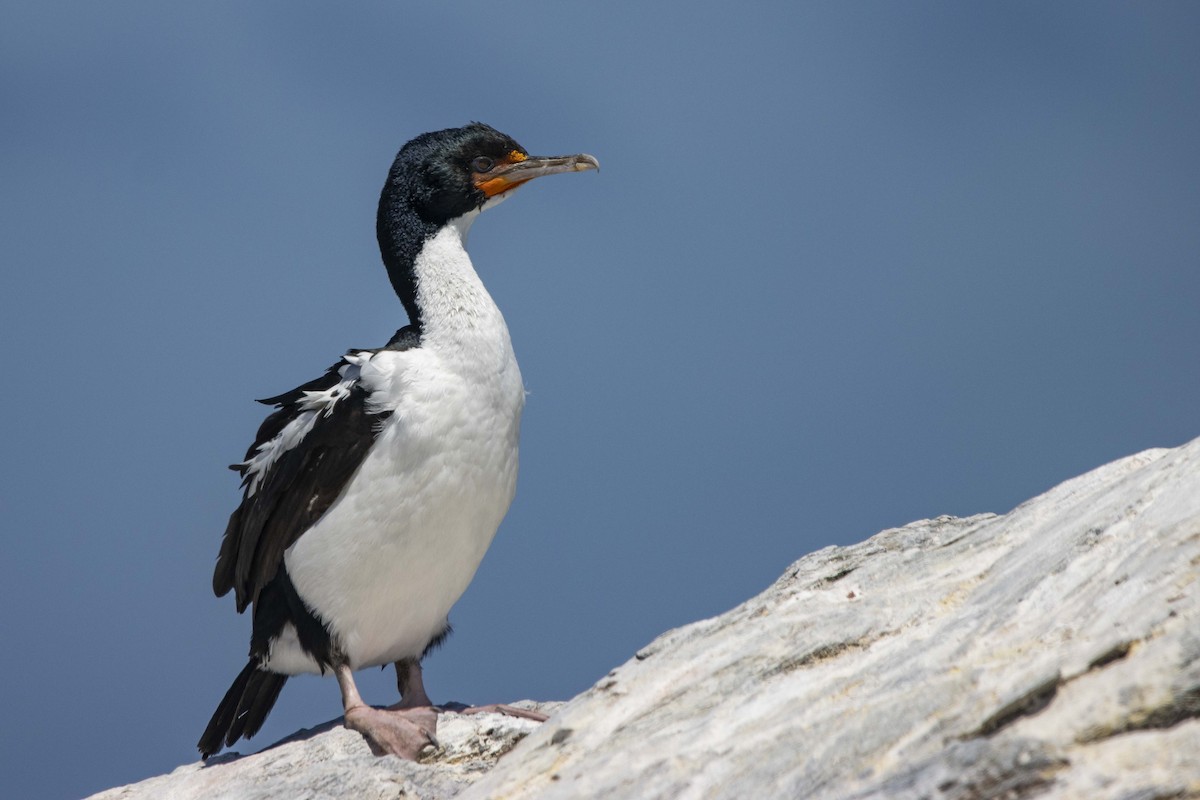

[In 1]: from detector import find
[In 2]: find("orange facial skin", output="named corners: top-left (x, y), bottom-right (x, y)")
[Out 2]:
top-left (475, 150), bottom-right (531, 197)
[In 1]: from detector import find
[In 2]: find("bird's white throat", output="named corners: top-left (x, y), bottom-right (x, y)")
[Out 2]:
top-left (412, 209), bottom-right (517, 372)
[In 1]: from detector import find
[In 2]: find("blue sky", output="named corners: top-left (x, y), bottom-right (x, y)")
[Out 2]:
top-left (2, 2), bottom-right (1198, 797)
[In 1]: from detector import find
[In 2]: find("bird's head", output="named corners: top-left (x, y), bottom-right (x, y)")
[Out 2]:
top-left (384, 122), bottom-right (599, 225)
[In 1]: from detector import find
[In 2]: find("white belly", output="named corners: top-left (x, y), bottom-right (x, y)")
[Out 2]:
top-left (269, 346), bottom-right (523, 674)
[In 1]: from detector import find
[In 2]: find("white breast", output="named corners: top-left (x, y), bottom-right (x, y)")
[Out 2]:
top-left (272, 216), bottom-right (526, 673)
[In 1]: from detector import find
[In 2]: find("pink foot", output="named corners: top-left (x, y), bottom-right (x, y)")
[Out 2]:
top-left (447, 703), bottom-right (549, 722)
top-left (344, 704), bottom-right (438, 760)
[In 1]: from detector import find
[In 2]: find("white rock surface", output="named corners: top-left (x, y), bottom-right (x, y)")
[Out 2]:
top-left (88, 704), bottom-right (557, 800)
top-left (92, 439), bottom-right (1200, 799)
top-left (467, 439), bottom-right (1200, 800)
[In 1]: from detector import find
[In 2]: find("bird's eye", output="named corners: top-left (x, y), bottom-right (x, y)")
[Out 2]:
top-left (471, 156), bottom-right (495, 173)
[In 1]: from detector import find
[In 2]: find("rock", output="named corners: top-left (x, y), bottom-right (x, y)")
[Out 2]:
top-left (464, 440), bottom-right (1200, 799)
top-left (87, 703), bottom-right (559, 800)
top-left (92, 439), bottom-right (1200, 799)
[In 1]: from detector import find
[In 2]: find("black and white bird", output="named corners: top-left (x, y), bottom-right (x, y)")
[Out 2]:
top-left (198, 123), bottom-right (597, 760)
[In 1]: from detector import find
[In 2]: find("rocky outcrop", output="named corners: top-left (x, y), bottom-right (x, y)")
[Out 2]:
top-left (88, 703), bottom-right (558, 800)
top-left (92, 439), bottom-right (1200, 799)
top-left (469, 438), bottom-right (1200, 800)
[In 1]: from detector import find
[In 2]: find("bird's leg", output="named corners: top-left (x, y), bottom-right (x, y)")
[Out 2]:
top-left (393, 657), bottom-right (549, 723)
top-left (336, 663), bottom-right (437, 760)
top-left (391, 657), bottom-right (433, 709)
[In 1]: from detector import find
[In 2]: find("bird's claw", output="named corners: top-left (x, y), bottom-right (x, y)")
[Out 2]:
top-left (344, 704), bottom-right (438, 760)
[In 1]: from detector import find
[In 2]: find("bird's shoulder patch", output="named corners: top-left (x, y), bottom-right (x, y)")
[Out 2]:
top-left (212, 347), bottom-right (397, 611)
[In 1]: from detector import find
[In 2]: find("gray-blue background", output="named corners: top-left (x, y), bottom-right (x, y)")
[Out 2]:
top-left (3, 3), bottom-right (1197, 797)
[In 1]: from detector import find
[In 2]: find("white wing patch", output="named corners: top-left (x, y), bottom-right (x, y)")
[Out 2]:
top-left (240, 355), bottom-right (370, 497)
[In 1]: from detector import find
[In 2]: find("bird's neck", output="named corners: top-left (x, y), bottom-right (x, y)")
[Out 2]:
top-left (378, 207), bottom-right (513, 363)
top-left (377, 197), bottom-right (438, 333)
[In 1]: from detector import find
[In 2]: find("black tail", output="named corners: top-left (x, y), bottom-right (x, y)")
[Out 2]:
top-left (198, 661), bottom-right (289, 759)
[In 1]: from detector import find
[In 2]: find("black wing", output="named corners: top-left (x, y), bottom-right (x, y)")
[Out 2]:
top-left (212, 358), bottom-right (391, 613)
